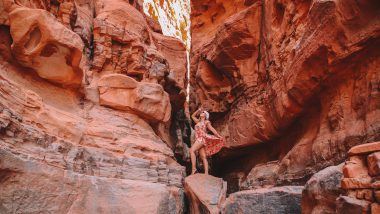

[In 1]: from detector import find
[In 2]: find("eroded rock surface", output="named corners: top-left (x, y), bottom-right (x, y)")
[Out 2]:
top-left (0, 149), bottom-right (184, 214)
top-left (190, 0), bottom-right (380, 188)
top-left (98, 74), bottom-right (171, 122)
top-left (9, 7), bottom-right (84, 86)
top-left (0, 0), bottom-right (187, 213)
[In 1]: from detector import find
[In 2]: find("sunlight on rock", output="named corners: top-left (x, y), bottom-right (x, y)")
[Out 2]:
top-left (143, 0), bottom-right (190, 50)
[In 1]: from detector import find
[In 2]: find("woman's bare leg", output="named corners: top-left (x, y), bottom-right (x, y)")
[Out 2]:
top-left (190, 140), bottom-right (204, 174)
top-left (199, 148), bottom-right (208, 175)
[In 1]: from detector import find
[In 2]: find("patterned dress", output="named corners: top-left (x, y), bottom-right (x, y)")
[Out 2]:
top-left (194, 121), bottom-right (224, 156)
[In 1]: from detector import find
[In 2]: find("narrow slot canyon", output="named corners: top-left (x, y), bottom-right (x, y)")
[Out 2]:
top-left (0, 0), bottom-right (380, 214)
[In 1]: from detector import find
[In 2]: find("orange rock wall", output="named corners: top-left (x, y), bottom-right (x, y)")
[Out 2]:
top-left (0, 0), bottom-right (187, 212)
top-left (190, 0), bottom-right (380, 186)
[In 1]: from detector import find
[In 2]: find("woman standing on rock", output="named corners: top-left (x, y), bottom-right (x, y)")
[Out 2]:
top-left (190, 107), bottom-right (224, 175)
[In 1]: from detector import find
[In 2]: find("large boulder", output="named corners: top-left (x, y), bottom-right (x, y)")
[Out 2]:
top-left (302, 164), bottom-right (344, 214)
top-left (9, 7), bottom-right (84, 87)
top-left (184, 174), bottom-right (227, 214)
top-left (98, 74), bottom-right (171, 122)
top-left (222, 186), bottom-right (303, 214)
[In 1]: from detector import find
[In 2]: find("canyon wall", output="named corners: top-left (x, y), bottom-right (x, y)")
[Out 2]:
top-left (0, 0), bottom-right (187, 213)
top-left (190, 0), bottom-right (380, 190)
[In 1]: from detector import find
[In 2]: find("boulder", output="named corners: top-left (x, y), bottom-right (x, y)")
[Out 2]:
top-left (184, 174), bottom-right (227, 214)
top-left (223, 186), bottom-right (303, 214)
top-left (302, 164), bottom-right (344, 214)
top-left (9, 7), bottom-right (84, 86)
top-left (98, 74), bottom-right (171, 122)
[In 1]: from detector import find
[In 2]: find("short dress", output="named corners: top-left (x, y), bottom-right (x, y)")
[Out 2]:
top-left (194, 121), bottom-right (224, 156)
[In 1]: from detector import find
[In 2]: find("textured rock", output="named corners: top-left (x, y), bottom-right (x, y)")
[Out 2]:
top-left (0, 74), bottom-right (184, 186)
top-left (241, 161), bottom-right (280, 189)
top-left (9, 7), bottom-right (84, 86)
top-left (372, 203), bottom-right (380, 214)
top-left (184, 174), bottom-right (227, 214)
top-left (302, 164), bottom-right (344, 214)
top-left (375, 191), bottom-right (380, 203)
top-left (90, 0), bottom-right (186, 107)
top-left (152, 32), bottom-right (187, 110)
top-left (336, 196), bottom-right (371, 214)
top-left (223, 186), bottom-right (303, 214)
top-left (341, 178), bottom-right (373, 190)
top-left (349, 189), bottom-right (375, 201)
top-left (98, 74), bottom-right (171, 122)
top-left (343, 155), bottom-right (370, 178)
top-left (190, 0), bottom-right (380, 186)
top-left (0, 0), bottom-right (188, 212)
top-left (368, 152), bottom-right (380, 176)
top-left (348, 142), bottom-right (380, 156)
top-left (0, 149), bottom-right (183, 214)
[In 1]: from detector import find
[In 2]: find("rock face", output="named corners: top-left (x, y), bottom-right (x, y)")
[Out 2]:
top-left (0, 0), bottom-right (187, 213)
top-left (0, 149), bottom-right (184, 214)
top-left (98, 74), bottom-right (171, 122)
top-left (9, 7), bottom-right (84, 87)
top-left (190, 0), bottom-right (380, 187)
top-left (184, 174), bottom-right (227, 214)
top-left (223, 186), bottom-right (303, 214)
top-left (302, 164), bottom-right (344, 214)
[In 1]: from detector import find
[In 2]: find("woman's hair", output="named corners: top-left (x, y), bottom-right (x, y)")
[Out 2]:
top-left (202, 111), bottom-right (209, 120)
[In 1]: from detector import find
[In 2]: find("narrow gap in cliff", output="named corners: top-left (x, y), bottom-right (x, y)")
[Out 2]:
top-left (142, 0), bottom-right (192, 167)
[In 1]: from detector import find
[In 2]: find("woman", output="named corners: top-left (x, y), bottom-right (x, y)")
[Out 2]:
top-left (190, 107), bottom-right (224, 175)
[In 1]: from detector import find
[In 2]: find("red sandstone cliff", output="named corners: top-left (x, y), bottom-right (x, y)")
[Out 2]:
top-left (190, 0), bottom-right (380, 190)
top-left (0, 0), bottom-right (187, 213)
top-left (1, 0), bottom-right (380, 213)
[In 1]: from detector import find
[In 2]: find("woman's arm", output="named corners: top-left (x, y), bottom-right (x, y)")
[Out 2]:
top-left (206, 121), bottom-right (222, 138)
top-left (191, 108), bottom-right (201, 124)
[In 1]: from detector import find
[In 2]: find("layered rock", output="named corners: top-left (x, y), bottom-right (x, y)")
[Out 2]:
top-left (0, 149), bottom-right (184, 213)
top-left (190, 0), bottom-right (380, 187)
top-left (336, 142), bottom-right (380, 214)
top-left (0, 0), bottom-right (188, 213)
